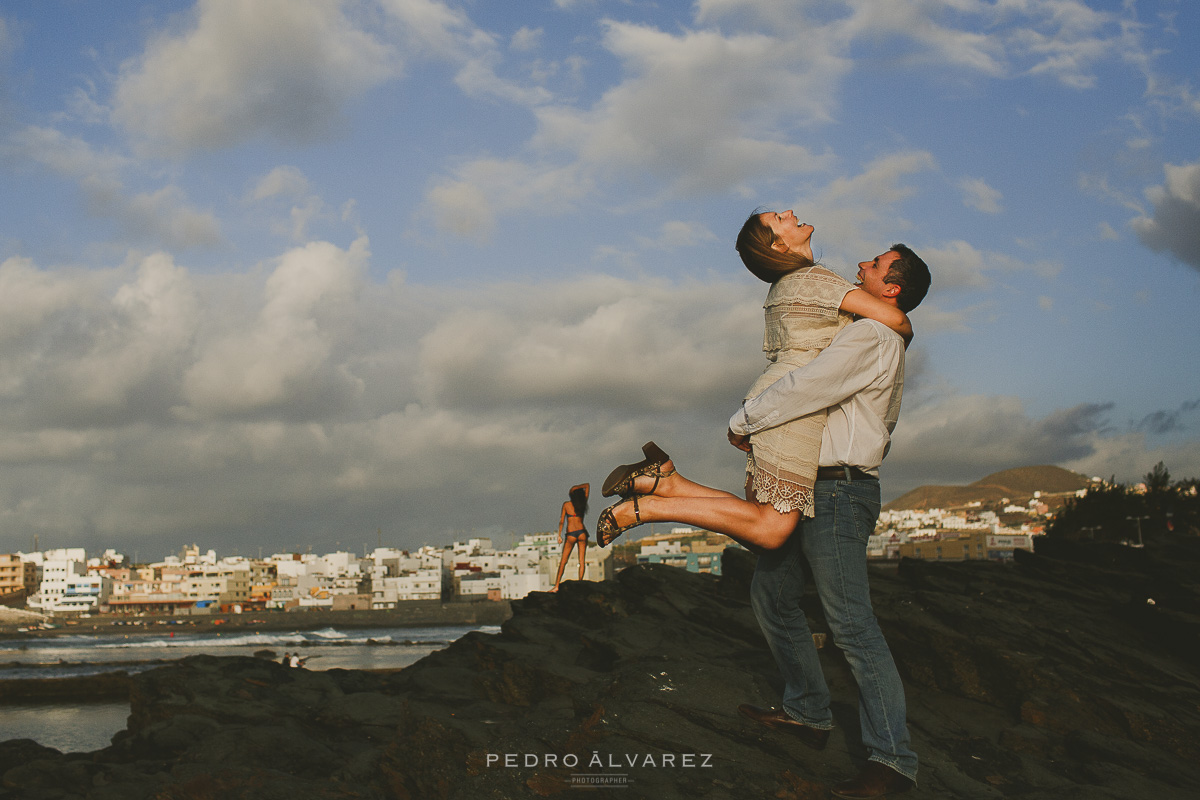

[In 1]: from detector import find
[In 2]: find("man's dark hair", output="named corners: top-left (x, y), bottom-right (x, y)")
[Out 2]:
top-left (884, 243), bottom-right (931, 312)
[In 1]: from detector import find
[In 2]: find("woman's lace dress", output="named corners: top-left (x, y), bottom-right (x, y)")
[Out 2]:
top-left (744, 266), bottom-right (853, 516)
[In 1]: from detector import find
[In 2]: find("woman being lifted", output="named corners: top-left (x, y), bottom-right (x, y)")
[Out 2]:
top-left (596, 210), bottom-right (914, 549)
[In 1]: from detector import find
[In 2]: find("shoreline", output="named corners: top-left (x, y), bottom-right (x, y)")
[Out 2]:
top-left (0, 602), bottom-right (514, 705)
top-left (0, 599), bottom-right (512, 641)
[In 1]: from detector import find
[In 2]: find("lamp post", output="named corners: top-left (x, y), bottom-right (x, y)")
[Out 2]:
top-left (1126, 515), bottom-right (1149, 548)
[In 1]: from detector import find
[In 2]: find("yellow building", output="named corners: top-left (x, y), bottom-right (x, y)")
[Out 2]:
top-left (0, 554), bottom-right (37, 600)
top-left (898, 531), bottom-right (987, 561)
top-left (898, 531), bottom-right (1034, 561)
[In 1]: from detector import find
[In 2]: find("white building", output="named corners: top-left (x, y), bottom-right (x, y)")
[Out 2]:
top-left (29, 549), bottom-right (111, 615)
top-left (180, 563), bottom-right (252, 606)
top-left (457, 571), bottom-right (502, 599)
top-left (499, 567), bottom-right (548, 599)
top-left (371, 567), bottom-right (443, 607)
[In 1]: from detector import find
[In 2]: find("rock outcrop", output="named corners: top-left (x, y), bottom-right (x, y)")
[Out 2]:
top-left (2, 536), bottom-right (1199, 799)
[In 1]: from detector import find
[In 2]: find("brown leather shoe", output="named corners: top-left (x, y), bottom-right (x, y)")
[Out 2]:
top-left (831, 761), bottom-right (913, 798)
top-left (737, 704), bottom-right (830, 750)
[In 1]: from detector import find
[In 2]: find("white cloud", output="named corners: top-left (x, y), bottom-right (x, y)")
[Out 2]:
top-left (379, 0), bottom-right (492, 59)
top-left (782, 151), bottom-right (937, 267)
top-left (0, 257), bottom-right (97, 347)
top-left (906, 299), bottom-right (995, 335)
top-left (0, 242), bottom-right (1192, 553)
top-left (960, 177), bottom-right (1003, 214)
top-left (379, 0), bottom-right (545, 107)
top-left (414, 275), bottom-right (762, 413)
top-left (6, 126), bottom-right (220, 249)
top-left (252, 166), bottom-right (311, 201)
top-left (7, 124), bottom-right (127, 182)
top-left (511, 26), bottom-right (542, 53)
top-left (2, 0), bottom-right (1195, 555)
top-left (424, 17), bottom-right (845, 235)
top-left (424, 158), bottom-right (591, 240)
top-left (64, 83), bottom-right (109, 125)
top-left (1064, 431), bottom-right (1200, 489)
top-left (417, 0), bottom-right (1152, 241)
top-left (120, 186), bottom-right (223, 249)
top-left (180, 237), bottom-right (369, 418)
top-left (887, 395), bottom-right (1111, 491)
top-left (915, 239), bottom-right (1061, 293)
top-left (54, 254), bottom-right (200, 415)
top-left (826, 1), bottom-right (1007, 76)
top-left (637, 221), bottom-right (719, 250)
top-left (1131, 160), bottom-right (1200, 270)
top-left (0, 243), bottom-right (767, 550)
top-left (700, 0), bottom-right (1135, 90)
top-left (454, 54), bottom-right (553, 105)
top-left (888, 391), bottom-right (1200, 500)
top-left (1, 254), bottom-right (199, 426)
top-left (534, 21), bottom-right (842, 192)
top-left (249, 167), bottom-right (331, 241)
top-left (112, 0), bottom-right (398, 155)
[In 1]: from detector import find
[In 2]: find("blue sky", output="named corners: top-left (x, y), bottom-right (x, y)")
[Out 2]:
top-left (1, 0), bottom-right (1197, 558)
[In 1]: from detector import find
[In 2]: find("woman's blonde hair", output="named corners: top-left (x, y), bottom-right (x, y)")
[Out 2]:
top-left (735, 209), bottom-right (814, 283)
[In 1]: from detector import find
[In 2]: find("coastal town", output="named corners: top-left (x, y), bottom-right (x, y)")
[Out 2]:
top-left (1, 468), bottom-right (1090, 620)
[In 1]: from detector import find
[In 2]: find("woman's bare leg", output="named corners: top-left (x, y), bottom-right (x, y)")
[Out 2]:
top-left (607, 491), bottom-right (799, 550)
top-left (606, 453), bottom-right (800, 549)
top-left (630, 459), bottom-right (741, 500)
top-left (552, 539), bottom-right (576, 590)
top-left (577, 538), bottom-right (588, 580)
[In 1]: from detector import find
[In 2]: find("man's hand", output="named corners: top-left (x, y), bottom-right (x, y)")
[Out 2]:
top-left (727, 428), bottom-right (751, 452)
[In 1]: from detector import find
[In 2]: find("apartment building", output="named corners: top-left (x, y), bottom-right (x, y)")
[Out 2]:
top-left (0, 554), bottom-right (37, 599)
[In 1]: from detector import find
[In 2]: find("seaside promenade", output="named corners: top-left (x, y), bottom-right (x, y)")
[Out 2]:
top-left (0, 599), bottom-right (512, 640)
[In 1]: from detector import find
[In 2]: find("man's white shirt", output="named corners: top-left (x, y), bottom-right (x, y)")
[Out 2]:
top-left (728, 318), bottom-right (905, 476)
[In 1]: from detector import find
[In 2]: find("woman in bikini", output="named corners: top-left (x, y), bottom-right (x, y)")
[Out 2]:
top-left (595, 210), bottom-right (912, 550)
top-left (552, 483), bottom-right (590, 591)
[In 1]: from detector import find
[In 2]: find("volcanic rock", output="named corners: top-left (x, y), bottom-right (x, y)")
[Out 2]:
top-left (2, 536), bottom-right (1199, 799)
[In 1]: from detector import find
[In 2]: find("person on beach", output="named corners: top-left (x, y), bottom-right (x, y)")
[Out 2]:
top-left (551, 483), bottom-right (590, 591)
top-left (596, 214), bottom-right (930, 799)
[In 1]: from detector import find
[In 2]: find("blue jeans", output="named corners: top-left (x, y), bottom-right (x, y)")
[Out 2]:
top-left (750, 476), bottom-right (917, 781)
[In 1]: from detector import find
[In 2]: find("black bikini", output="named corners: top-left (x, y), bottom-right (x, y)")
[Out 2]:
top-left (563, 509), bottom-right (588, 542)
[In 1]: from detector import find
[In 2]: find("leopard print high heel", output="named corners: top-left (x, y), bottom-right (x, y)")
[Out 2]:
top-left (601, 441), bottom-right (676, 498)
top-left (596, 495), bottom-right (644, 547)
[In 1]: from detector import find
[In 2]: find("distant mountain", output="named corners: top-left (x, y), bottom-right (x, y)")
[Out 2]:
top-left (884, 465), bottom-right (1091, 511)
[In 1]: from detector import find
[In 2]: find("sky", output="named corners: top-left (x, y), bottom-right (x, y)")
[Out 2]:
top-left (0, 0), bottom-right (1198, 560)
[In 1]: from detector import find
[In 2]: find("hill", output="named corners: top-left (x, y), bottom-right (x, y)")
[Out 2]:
top-left (886, 464), bottom-right (1091, 511)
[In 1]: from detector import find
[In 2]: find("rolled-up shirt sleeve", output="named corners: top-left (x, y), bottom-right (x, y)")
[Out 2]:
top-left (728, 323), bottom-right (883, 436)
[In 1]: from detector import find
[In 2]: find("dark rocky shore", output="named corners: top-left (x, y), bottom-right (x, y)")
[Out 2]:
top-left (2, 537), bottom-right (1198, 799)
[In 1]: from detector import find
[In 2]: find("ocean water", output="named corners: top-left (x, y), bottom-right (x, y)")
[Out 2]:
top-left (0, 703), bottom-right (131, 753)
top-left (0, 623), bottom-right (499, 752)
